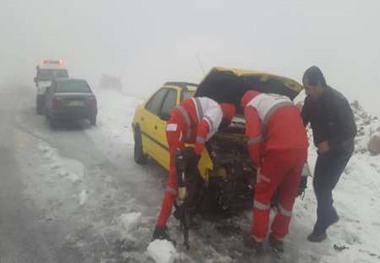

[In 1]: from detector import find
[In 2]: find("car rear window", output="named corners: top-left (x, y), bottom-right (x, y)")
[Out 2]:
top-left (38, 69), bottom-right (68, 81)
top-left (56, 80), bottom-right (91, 93)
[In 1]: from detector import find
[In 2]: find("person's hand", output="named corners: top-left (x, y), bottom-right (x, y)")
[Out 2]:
top-left (182, 147), bottom-right (196, 159)
top-left (317, 141), bottom-right (330, 154)
top-left (181, 147), bottom-right (200, 167)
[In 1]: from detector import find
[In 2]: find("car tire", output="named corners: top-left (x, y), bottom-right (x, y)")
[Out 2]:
top-left (134, 127), bottom-right (147, 165)
top-left (90, 116), bottom-right (97, 126)
top-left (36, 100), bottom-right (43, 115)
top-left (36, 95), bottom-right (46, 115)
top-left (49, 117), bottom-right (58, 130)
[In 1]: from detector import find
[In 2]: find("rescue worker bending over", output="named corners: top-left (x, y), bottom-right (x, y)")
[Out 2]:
top-left (241, 90), bottom-right (308, 252)
top-left (152, 97), bottom-right (236, 242)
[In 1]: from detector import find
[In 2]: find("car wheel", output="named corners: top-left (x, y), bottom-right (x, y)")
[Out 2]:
top-left (36, 95), bottom-right (45, 115)
top-left (90, 116), bottom-right (97, 126)
top-left (134, 127), bottom-right (147, 165)
top-left (49, 118), bottom-right (58, 130)
top-left (36, 101), bottom-right (43, 115)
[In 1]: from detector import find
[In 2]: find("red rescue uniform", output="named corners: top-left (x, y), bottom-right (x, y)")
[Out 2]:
top-left (156, 97), bottom-right (235, 228)
top-left (242, 90), bottom-right (308, 242)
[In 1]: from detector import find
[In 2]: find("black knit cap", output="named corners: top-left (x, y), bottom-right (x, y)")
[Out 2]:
top-left (303, 66), bottom-right (327, 87)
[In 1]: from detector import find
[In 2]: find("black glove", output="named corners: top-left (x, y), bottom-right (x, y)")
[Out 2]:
top-left (181, 147), bottom-right (196, 161)
top-left (173, 203), bottom-right (185, 221)
top-left (152, 226), bottom-right (176, 246)
top-left (176, 147), bottom-right (200, 174)
top-left (184, 147), bottom-right (201, 166)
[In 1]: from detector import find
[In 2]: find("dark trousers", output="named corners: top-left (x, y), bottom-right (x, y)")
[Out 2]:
top-left (313, 145), bottom-right (353, 232)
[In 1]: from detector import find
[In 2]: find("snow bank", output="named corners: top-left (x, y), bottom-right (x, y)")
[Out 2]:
top-left (85, 88), bottom-right (143, 169)
top-left (289, 101), bottom-right (380, 263)
top-left (79, 190), bottom-right (88, 206)
top-left (80, 87), bottom-right (380, 262)
top-left (351, 101), bottom-right (380, 154)
top-left (119, 212), bottom-right (142, 233)
top-left (147, 240), bottom-right (177, 263)
top-left (38, 141), bottom-right (84, 182)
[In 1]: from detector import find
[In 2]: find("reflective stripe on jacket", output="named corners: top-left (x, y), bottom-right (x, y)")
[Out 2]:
top-left (244, 93), bottom-right (308, 166)
top-left (246, 93), bottom-right (293, 127)
top-left (169, 97), bottom-right (223, 154)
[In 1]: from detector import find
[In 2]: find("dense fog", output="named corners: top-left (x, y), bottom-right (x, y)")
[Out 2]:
top-left (1, 0), bottom-right (379, 113)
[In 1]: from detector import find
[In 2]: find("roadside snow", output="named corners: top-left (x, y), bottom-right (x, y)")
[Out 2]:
top-left (48, 87), bottom-right (377, 262)
top-left (67, 172), bottom-right (81, 183)
top-left (79, 189), bottom-right (88, 206)
top-left (351, 101), bottom-right (380, 154)
top-left (147, 240), bottom-right (177, 263)
top-left (288, 102), bottom-right (380, 263)
top-left (119, 212), bottom-right (142, 234)
top-left (38, 141), bottom-right (84, 182)
top-left (89, 89), bottom-right (380, 262)
top-left (290, 152), bottom-right (380, 263)
top-left (86, 88), bottom-right (140, 166)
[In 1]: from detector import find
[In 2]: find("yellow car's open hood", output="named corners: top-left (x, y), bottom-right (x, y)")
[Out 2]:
top-left (194, 67), bottom-right (303, 113)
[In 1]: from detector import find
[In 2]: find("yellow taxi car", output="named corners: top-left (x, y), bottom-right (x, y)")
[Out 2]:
top-left (132, 67), bottom-right (306, 213)
top-left (132, 82), bottom-right (197, 168)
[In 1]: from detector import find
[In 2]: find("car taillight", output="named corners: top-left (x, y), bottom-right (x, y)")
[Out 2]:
top-left (88, 96), bottom-right (97, 108)
top-left (52, 97), bottom-right (63, 109)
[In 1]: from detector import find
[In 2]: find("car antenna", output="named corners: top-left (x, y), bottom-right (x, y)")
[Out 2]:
top-left (196, 53), bottom-right (206, 74)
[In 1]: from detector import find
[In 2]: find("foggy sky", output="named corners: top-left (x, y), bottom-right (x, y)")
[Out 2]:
top-left (1, 0), bottom-right (379, 115)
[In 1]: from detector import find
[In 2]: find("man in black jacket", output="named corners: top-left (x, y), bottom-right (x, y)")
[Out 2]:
top-left (301, 66), bottom-right (357, 242)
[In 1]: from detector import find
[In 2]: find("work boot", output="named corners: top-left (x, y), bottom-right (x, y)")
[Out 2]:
top-left (152, 226), bottom-right (176, 246)
top-left (326, 211), bottom-right (340, 228)
top-left (307, 231), bottom-right (327, 242)
top-left (308, 212), bottom-right (339, 243)
top-left (268, 234), bottom-right (284, 253)
top-left (307, 223), bottom-right (327, 242)
top-left (244, 234), bottom-right (264, 253)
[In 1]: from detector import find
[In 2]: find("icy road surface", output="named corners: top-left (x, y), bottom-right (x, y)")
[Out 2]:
top-left (0, 84), bottom-right (379, 263)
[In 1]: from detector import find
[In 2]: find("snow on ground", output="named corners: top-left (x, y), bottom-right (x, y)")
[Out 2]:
top-left (147, 240), bottom-right (177, 263)
top-left (37, 140), bottom-right (85, 183)
top-left (86, 88), bottom-right (141, 166)
top-left (289, 102), bottom-right (380, 263)
top-left (119, 212), bottom-right (142, 237)
top-left (351, 101), bottom-right (380, 154)
top-left (16, 86), bottom-right (380, 262)
top-left (88, 89), bottom-right (380, 262)
top-left (290, 152), bottom-right (380, 263)
top-left (16, 126), bottom-right (155, 262)
top-left (79, 189), bottom-right (88, 206)
top-left (21, 140), bottom-right (87, 214)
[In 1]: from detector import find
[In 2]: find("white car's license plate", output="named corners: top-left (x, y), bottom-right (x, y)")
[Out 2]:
top-left (68, 100), bottom-right (84, 107)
